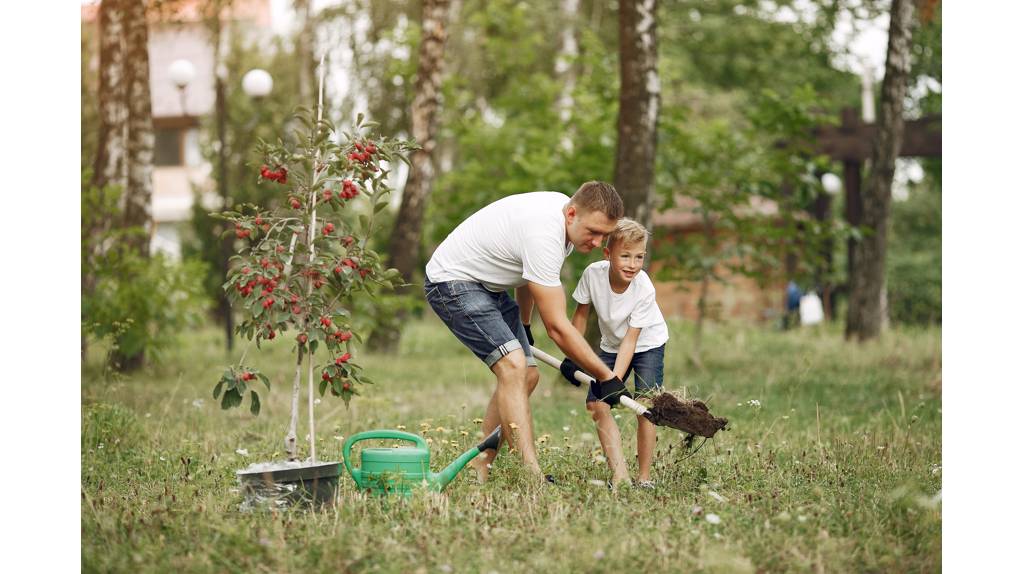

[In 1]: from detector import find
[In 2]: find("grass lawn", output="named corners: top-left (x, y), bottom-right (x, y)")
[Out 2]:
top-left (82, 317), bottom-right (941, 573)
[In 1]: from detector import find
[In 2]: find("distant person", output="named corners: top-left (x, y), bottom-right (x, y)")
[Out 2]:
top-left (784, 281), bottom-right (802, 330)
top-left (424, 182), bottom-right (628, 483)
top-left (559, 218), bottom-right (670, 489)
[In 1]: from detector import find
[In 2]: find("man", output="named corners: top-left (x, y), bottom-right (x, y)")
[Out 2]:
top-left (424, 181), bottom-right (630, 483)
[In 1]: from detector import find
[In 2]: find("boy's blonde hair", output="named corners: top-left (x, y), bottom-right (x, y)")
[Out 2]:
top-left (607, 217), bottom-right (649, 249)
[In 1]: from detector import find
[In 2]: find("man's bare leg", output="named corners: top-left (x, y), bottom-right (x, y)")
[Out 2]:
top-left (474, 364), bottom-right (540, 483)
top-left (587, 401), bottom-right (630, 486)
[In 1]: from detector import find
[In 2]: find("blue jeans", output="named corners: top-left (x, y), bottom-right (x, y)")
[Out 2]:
top-left (586, 344), bottom-right (665, 403)
top-left (424, 280), bottom-right (536, 368)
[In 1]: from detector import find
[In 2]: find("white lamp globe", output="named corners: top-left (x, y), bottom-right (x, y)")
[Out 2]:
top-left (821, 172), bottom-right (842, 196)
top-left (242, 69), bottom-right (274, 98)
top-left (168, 59), bottom-right (196, 89)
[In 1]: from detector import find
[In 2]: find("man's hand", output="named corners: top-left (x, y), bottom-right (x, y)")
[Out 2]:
top-left (523, 324), bottom-right (535, 346)
top-left (559, 358), bottom-right (582, 387)
top-left (596, 376), bottom-right (632, 406)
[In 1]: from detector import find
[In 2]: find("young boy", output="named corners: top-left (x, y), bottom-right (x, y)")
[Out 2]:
top-left (562, 218), bottom-right (669, 488)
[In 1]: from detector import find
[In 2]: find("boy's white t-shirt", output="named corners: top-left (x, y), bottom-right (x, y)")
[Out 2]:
top-left (572, 260), bottom-right (670, 354)
top-left (426, 192), bottom-right (573, 292)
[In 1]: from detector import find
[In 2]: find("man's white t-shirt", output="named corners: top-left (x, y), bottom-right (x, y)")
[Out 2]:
top-left (426, 192), bottom-right (573, 292)
top-left (572, 260), bottom-right (670, 354)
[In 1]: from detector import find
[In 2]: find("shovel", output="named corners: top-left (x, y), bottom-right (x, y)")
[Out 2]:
top-left (530, 345), bottom-right (728, 438)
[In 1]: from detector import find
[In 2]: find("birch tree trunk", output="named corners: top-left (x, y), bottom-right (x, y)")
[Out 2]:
top-left (846, 0), bottom-right (915, 341)
top-left (613, 0), bottom-right (659, 230)
top-left (368, 0), bottom-right (452, 353)
top-left (92, 0), bottom-right (154, 371)
top-left (555, 0), bottom-right (579, 152)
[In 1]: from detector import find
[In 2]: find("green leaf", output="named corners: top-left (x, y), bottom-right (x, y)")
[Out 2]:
top-left (374, 200), bottom-right (388, 214)
top-left (213, 380), bottom-right (224, 399)
top-left (319, 379), bottom-right (328, 396)
top-left (257, 373), bottom-right (270, 391)
top-left (249, 392), bottom-right (261, 416)
top-left (310, 339), bottom-right (319, 355)
top-left (221, 388), bottom-right (243, 410)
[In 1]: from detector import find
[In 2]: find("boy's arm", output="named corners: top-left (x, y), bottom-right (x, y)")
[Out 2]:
top-left (612, 327), bottom-right (643, 380)
top-left (570, 303), bottom-right (590, 335)
top-left (515, 284), bottom-right (534, 326)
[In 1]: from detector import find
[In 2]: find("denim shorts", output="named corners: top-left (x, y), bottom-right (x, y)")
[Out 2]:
top-left (424, 280), bottom-right (536, 368)
top-left (586, 344), bottom-right (665, 403)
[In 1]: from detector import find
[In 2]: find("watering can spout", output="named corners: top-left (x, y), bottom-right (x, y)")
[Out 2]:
top-left (431, 427), bottom-right (502, 490)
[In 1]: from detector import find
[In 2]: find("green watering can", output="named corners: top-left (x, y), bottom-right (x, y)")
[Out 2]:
top-left (342, 427), bottom-right (502, 496)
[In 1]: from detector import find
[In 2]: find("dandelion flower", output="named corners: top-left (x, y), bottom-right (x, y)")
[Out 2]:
top-left (472, 418), bottom-right (484, 424)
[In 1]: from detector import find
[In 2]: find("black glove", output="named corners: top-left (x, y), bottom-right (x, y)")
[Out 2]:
top-left (559, 358), bottom-right (582, 387)
top-left (596, 376), bottom-right (632, 406)
top-left (523, 324), bottom-right (535, 346)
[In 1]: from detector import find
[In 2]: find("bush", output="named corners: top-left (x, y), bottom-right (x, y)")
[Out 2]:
top-left (82, 170), bottom-right (212, 369)
top-left (887, 185), bottom-right (941, 326)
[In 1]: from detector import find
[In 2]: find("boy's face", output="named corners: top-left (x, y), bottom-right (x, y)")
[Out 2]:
top-left (603, 238), bottom-right (647, 285)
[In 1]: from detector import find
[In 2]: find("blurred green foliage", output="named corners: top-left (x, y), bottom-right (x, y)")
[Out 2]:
top-left (887, 184), bottom-right (941, 326)
top-left (82, 170), bottom-right (211, 370)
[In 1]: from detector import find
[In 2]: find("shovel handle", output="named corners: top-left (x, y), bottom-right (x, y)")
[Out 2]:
top-left (529, 345), bottom-right (648, 417)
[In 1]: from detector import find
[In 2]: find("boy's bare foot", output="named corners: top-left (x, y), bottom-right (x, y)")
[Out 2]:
top-left (471, 453), bottom-right (492, 483)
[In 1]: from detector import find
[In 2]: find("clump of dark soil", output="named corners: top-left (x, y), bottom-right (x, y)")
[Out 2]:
top-left (644, 393), bottom-right (728, 438)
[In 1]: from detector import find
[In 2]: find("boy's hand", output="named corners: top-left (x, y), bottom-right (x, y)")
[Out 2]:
top-left (559, 358), bottom-right (583, 387)
top-left (523, 324), bottom-right (535, 346)
top-left (597, 376), bottom-right (632, 406)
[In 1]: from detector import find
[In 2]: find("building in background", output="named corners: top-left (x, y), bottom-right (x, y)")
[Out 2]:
top-left (82, 0), bottom-right (273, 258)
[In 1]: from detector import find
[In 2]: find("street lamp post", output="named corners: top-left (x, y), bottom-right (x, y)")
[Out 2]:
top-left (168, 59), bottom-right (196, 115)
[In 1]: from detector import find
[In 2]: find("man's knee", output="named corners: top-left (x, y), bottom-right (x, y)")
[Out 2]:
top-left (587, 400), bottom-right (610, 422)
top-left (491, 349), bottom-right (528, 383)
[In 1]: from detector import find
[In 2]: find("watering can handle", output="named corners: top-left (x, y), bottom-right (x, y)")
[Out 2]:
top-left (342, 430), bottom-right (429, 486)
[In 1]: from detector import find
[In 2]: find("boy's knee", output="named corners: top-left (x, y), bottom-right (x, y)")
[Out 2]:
top-left (587, 400), bottom-right (610, 421)
top-left (524, 366), bottom-right (540, 388)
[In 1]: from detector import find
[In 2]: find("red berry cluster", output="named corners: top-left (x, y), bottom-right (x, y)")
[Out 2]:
top-left (260, 165), bottom-right (288, 183)
top-left (234, 223), bottom-right (251, 239)
top-left (239, 371), bottom-right (256, 381)
top-left (322, 222), bottom-right (335, 236)
top-left (348, 141), bottom-right (377, 164)
top-left (335, 352), bottom-right (352, 365)
top-left (330, 330), bottom-right (352, 343)
top-left (340, 179), bottom-right (360, 199)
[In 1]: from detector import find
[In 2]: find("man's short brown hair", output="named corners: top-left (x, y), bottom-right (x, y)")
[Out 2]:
top-left (607, 217), bottom-right (650, 250)
top-left (569, 181), bottom-right (624, 220)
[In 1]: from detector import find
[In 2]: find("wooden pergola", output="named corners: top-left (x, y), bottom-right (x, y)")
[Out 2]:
top-left (810, 107), bottom-right (941, 318)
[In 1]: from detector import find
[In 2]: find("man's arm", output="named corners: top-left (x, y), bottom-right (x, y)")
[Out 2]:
top-left (527, 282), bottom-right (614, 381)
top-left (612, 327), bottom-right (642, 380)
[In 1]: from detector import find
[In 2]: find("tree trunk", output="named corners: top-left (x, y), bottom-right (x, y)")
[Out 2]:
top-left (613, 0), bottom-right (659, 230)
top-left (368, 0), bottom-right (451, 353)
top-left (211, 13), bottom-right (235, 351)
top-left (93, 0), bottom-right (154, 371)
top-left (846, 0), bottom-right (915, 341)
top-left (121, 0), bottom-right (154, 257)
top-left (555, 0), bottom-right (579, 151)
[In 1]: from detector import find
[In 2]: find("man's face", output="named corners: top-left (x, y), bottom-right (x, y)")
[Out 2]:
top-left (603, 238), bottom-right (647, 285)
top-left (565, 205), bottom-right (618, 253)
